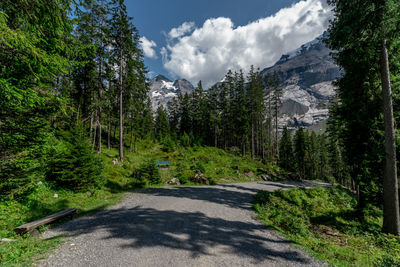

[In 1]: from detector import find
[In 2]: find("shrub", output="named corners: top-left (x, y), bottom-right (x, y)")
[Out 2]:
top-left (132, 160), bottom-right (161, 185)
top-left (0, 153), bottom-right (43, 199)
top-left (161, 136), bottom-right (176, 153)
top-left (178, 169), bottom-right (195, 184)
top-left (46, 127), bottom-right (104, 191)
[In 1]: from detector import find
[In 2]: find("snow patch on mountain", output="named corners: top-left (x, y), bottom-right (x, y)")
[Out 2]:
top-left (149, 74), bottom-right (195, 111)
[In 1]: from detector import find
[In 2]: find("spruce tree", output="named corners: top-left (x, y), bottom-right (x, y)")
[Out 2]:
top-left (279, 127), bottom-right (294, 172)
top-left (327, 0), bottom-right (400, 234)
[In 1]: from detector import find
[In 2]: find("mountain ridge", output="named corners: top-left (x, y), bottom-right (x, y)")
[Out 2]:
top-left (149, 32), bottom-right (340, 130)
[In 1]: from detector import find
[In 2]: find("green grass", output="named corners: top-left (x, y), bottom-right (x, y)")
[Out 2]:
top-left (253, 186), bottom-right (400, 266)
top-left (1, 140), bottom-right (279, 265)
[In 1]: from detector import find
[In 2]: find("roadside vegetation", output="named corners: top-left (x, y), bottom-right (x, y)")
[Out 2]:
top-left (0, 138), bottom-right (277, 266)
top-left (254, 187), bottom-right (400, 266)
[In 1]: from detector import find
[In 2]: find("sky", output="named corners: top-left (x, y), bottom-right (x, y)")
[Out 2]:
top-left (126, 0), bottom-right (332, 88)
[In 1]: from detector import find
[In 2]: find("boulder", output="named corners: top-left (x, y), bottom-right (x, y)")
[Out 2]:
top-left (261, 174), bottom-right (270, 181)
top-left (244, 171), bottom-right (255, 177)
top-left (190, 170), bottom-right (209, 185)
top-left (167, 178), bottom-right (181, 186)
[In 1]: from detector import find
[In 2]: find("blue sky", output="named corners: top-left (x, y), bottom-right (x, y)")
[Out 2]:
top-left (126, 0), bottom-right (331, 87)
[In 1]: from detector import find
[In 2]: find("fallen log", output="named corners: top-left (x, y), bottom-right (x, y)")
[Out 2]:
top-left (14, 208), bottom-right (77, 235)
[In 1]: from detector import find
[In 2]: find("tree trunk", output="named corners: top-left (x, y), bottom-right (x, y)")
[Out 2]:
top-left (241, 135), bottom-right (246, 157)
top-left (129, 126), bottom-right (133, 153)
top-left (107, 115), bottom-right (111, 150)
top-left (134, 135), bottom-right (137, 153)
top-left (119, 47), bottom-right (124, 161)
top-left (89, 113), bottom-right (94, 139)
top-left (380, 39), bottom-right (400, 236)
top-left (275, 107), bottom-right (279, 159)
top-left (261, 122), bottom-right (265, 160)
top-left (251, 121), bottom-right (255, 159)
top-left (92, 119), bottom-right (97, 151)
top-left (214, 125), bottom-right (218, 148)
top-left (97, 55), bottom-right (103, 154)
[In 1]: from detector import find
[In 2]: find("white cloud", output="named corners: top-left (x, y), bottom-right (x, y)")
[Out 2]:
top-left (162, 0), bottom-right (333, 88)
top-left (140, 36), bottom-right (158, 59)
top-left (168, 22), bottom-right (195, 39)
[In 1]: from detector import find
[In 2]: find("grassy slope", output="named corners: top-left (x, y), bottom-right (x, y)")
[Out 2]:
top-left (0, 140), bottom-right (277, 266)
top-left (253, 187), bottom-right (400, 266)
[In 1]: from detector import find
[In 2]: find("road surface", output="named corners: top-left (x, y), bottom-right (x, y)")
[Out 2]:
top-left (40, 181), bottom-right (326, 266)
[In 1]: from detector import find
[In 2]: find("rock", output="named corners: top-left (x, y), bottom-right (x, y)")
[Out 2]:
top-left (261, 174), bottom-right (270, 181)
top-left (53, 193), bottom-right (58, 198)
top-left (112, 158), bottom-right (122, 166)
top-left (190, 170), bottom-right (209, 185)
top-left (244, 171), bottom-right (254, 177)
top-left (250, 178), bottom-right (254, 181)
top-left (167, 178), bottom-right (181, 185)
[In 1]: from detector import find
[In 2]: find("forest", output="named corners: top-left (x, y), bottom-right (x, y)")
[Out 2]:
top-left (1, 0), bottom-right (400, 266)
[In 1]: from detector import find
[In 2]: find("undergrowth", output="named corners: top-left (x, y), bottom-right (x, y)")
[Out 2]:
top-left (1, 139), bottom-right (279, 265)
top-left (253, 186), bottom-right (400, 266)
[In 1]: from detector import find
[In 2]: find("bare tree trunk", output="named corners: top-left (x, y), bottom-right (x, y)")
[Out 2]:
top-left (261, 121), bottom-right (265, 160)
top-left (275, 108), bottom-right (279, 159)
top-left (251, 121), bottom-right (255, 159)
top-left (134, 135), bottom-right (137, 153)
top-left (107, 115), bottom-right (111, 150)
top-left (119, 48), bottom-right (124, 161)
top-left (129, 125), bottom-right (133, 153)
top-left (89, 113), bottom-right (94, 139)
top-left (241, 135), bottom-right (246, 157)
top-left (214, 125), bottom-right (218, 148)
top-left (380, 39), bottom-right (400, 236)
top-left (97, 59), bottom-right (103, 154)
top-left (92, 119), bottom-right (97, 151)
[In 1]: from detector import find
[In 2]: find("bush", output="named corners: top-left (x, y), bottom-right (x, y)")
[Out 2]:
top-left (46, 127), bottom-right (104, 191)
top-left (178, 169), bottom-right (195, 184)
top-left (132, 160), bottom-right (161, 185)
top-left (0, 153), bottom-right (43, 199)
top-left (161, 136), bottom-right (176, 153)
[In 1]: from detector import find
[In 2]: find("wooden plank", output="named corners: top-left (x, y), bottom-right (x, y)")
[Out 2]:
top-left (14, 208), bottom-right (77, 235)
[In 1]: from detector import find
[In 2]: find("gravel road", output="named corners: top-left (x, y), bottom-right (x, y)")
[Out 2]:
top-left (40, 181), bottom-right (327, 267)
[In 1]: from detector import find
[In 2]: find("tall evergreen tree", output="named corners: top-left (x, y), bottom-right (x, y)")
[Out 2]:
top-left (327, 0), bottom-right (400, 234)
top-left (279, 127), bottom-right (294, 172)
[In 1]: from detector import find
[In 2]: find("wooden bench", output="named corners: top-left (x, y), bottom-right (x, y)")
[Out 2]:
top-left (156, 160), bottom-right (170, 166)
top-left (14, 208), bottom-right (77, 235)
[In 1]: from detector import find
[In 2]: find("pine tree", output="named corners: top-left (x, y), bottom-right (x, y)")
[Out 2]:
top-left (155, 106), bottom-right (170, 141)
top-left (294, 128), bottom-right (307, 179)
top-left (327, 0), bottom-right (400, 234)
top-left (0, 0), bottom-right (75, 197)
top-left (279, 127), bottom-right (294, 172)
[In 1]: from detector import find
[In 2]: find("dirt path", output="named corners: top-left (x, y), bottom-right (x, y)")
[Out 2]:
top-left (40, 181), bottom-right (327, 266)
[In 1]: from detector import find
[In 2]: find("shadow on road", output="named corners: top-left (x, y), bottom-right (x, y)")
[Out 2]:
top-left (54, 206), bottom-right (309, 264)
top-left (48, 183), bottom-right (313, 265)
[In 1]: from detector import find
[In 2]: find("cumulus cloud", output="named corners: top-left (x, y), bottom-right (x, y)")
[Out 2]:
top-left (140, 36), bottom-right (158, 59)
top-left (162, 0), bottom-right (332, 87)
top-left (168, 22), bottom-right (195, 39)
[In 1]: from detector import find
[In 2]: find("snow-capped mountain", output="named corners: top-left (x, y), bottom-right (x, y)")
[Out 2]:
top-left (262, 31), bottom-right (340, 131)
top-left (149, 75), bottom-right (195, 111)
top-left (149, 32), bottom-right (339, 131)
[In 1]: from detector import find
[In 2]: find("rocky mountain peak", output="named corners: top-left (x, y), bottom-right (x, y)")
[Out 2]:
top-left (262, 31), bottom-right (340, 131)
top-left (149, 75), bottom-right (195, 111)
